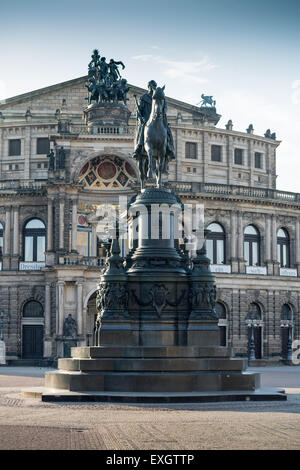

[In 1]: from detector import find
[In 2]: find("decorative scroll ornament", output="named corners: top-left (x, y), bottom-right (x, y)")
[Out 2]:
top-left (149, 284), bottom-right (168, 316)
top-left (131, 284), bottom-right (186, 316)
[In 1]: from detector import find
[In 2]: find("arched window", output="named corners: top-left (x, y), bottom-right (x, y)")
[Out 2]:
top-left (244, 225), bottom-right (260, 266)
top-left (277, 228), bottom-right (290, 268)
top-left (24, 219), bottom-right (46, 262)
top-left (206, 222), bottom-right (225, 264)
top-left (23, 300), bottom-right (44, 318)
top-left (247, 302), bottom-right (262, 320)
top-left (216, 302), bottom-right (228, 346)
top-left (281, 304), bottom-right (293, 321)
top-left (0, 222), bottom-right (3, 256)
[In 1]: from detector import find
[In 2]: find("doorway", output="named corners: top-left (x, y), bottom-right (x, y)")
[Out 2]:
top-left (22, 325), bottom-right (44, 358)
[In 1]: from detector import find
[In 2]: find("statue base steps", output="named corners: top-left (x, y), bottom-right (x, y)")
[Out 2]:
top-left (22, 387), bottom-right (286, 403)
top-left (36, 345), bottom-right (285, 400)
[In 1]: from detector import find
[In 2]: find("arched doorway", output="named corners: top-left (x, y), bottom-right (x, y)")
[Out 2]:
top-left (246, 303), bottom-right (263, 360)
top-left (22, 300), bottom-right (44, 358)
top-left (216, 302), bottom-right (228, 346)
top-left (281, 304), bottom-right (293, 361)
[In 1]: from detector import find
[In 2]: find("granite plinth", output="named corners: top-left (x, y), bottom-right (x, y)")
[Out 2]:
top-left (44, 345), bottom-right (261, 394)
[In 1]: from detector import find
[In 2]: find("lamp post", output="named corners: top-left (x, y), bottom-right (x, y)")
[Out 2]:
top-left (246, 311), bottom-right (260, 361)
top-left (280, 319), bottom-right (293, 363)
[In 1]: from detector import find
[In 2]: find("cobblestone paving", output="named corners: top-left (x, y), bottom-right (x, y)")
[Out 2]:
top-left (0, 367), bottom-right (299, 450)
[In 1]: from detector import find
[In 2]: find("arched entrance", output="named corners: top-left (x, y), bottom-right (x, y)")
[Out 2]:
top-left (22, 300), bottom-right (44, 358)
top-left (216, 302), bottom-right (228, 346)
top-left (246, 303), bottom-right (263, 360)
top-left (281, 304), bottom-right (293, 361)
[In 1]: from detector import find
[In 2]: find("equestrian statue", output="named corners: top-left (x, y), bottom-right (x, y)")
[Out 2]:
top-left (132, 80), bottom-right (175, 189)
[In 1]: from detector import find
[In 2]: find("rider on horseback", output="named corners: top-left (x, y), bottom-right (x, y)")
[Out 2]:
top-left (132, 80), bottom-right (175, 165)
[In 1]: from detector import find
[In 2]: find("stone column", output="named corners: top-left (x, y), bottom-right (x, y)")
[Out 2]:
top-left (45, 282), bottom-right (51, 336)
top-left (11, 206), bottom-right (20, 270)
top-left (3, 206), bottom-right (11, 270)
top-left (76, 281), bottom-right (83, 336)
top-left (24, 127), bottom-right (31, 179)
top-left (45, 197), bottom-right (55, 266)
top-left (248, 139), bottom-right (254, 187)
top-left (71, 198), bottom-right (78, 253)
top-left (265, 214), bottom-right (273, 275)
top-left (58, 281), bottom-right (65, 335)
top-left (59, 198), bottom-right (65, 251)
top-left (47, 197), bottom-right (54, 251)
top-left (91, 224), bottom-right (97, 257)
top-left (227, 135), bottom-right (233, 185)
top-left (237, 211), bottom-right (245, 273)
top-left (13, 207), bottom-right (19, 255)
top-left (230, 210), bottom-right (238, 272)
top-left (44, 282), bottom-right (53, 357)
top-left (202, 131), bottom-right (209, 183)
top-left (271, 214), bottom-right (279, 275)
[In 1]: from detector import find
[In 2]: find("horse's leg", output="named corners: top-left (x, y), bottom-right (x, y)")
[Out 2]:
top-left (155, 152), bottom-right (161, 188)
top-left (145, 144), bottom-right (155, 179)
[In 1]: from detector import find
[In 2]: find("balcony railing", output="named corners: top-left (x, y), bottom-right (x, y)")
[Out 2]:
top-left (68, 124), bottom-right (134, 136)
top-left (170, 181), bottom-right (300, 203)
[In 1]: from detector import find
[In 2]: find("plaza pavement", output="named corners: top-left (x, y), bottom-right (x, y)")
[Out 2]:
top-left (0, 365), bottom-right (299, 450)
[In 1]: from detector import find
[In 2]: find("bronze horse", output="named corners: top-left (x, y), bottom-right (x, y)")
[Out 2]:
top-left (144, 86), bottom-right (168, 188)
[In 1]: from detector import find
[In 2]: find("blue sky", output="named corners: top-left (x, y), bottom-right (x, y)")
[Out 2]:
top-left (1, 0), bottom-right (300, 191)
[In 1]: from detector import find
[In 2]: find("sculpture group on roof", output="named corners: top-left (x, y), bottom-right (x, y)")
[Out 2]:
top-left (85, 49), bottom-right (130, 106)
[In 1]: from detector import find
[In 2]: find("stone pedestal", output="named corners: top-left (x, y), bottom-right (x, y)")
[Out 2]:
top-left (40, 187), bottom-right (286, 402)
top-left (84, 102), bottom-right (131, 133)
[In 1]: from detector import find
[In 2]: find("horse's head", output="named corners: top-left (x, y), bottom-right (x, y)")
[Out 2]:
top-left (153, 85), bottom-right (165, 102)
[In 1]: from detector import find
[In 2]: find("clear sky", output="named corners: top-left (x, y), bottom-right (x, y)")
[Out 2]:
top-left (0, 0), bottom-right (299, 192)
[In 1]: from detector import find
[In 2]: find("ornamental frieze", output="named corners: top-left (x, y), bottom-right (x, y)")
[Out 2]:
top-left (96, 281), bottom-right (129, 315)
